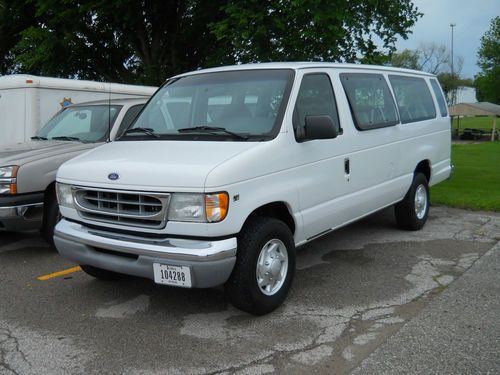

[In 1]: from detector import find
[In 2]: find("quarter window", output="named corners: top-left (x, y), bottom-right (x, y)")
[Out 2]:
top-left (389, 75), bottom-right (436, 123)
top-left (340, 73), bottom-right (399, 130)
top-left (430, 79), bottom-right (448, 117)
top-left (293, 74), bottom-right (340, 136)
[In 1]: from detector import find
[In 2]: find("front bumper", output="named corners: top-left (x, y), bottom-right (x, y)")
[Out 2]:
top-left (54, 219), bottom-right (237, 288)
top-left (0, 192), bottom-right (44, 231)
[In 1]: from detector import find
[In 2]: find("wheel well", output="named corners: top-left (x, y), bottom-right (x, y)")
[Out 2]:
top-left (415, 160), bottom-right (431, 182)
top-left (244, 202), bottom-right (295, 234)
top-left (43, 182), bottom-right (56, 213)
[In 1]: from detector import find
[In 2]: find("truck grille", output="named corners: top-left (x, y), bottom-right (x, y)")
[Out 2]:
top-left (73, 187), bottom-right (170, 229)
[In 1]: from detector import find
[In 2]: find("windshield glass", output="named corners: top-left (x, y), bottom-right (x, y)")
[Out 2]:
top-left (122, 69), bottom-right (294, 141)
top-left (36, 105), bottom-right (121, 142)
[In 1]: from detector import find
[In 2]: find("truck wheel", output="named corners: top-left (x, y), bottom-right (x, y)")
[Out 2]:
top-left (41, 191), bottom-right (61, 246)
top-left (80, 265), bottom-right (121, 280)
top-left (225, 217), bottom-right (295, 315)
top-left (395, 173), bottom-right (429, 231)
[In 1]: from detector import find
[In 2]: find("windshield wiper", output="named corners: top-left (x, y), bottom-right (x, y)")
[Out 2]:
top-left (124, 127), bottom-right (159, 138)
top-left (177, 126), bottom-right (248, 140)
top-left (51, 136), bottom-right (80, 141)
top-left (30, 136), bottom-right (48, 140)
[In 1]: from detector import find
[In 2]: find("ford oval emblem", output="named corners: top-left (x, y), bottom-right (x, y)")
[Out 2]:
top-left (108, 173), bottom-right (120, 181)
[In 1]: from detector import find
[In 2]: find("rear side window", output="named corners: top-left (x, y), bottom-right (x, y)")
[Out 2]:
top-left (430, 79), bottom-right (448, 117)
top-left (293, 73), bottom-right (340, 133)
top-left (389, 75), bottom-right (436, 123)
top-left (340, 73), bottom-right (399, 130)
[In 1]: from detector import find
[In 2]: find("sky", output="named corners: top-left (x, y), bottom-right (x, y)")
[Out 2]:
top-left (395, 0), bottom-right (499, 79)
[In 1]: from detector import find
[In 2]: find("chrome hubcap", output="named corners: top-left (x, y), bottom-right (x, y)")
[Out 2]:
top-left (256, 239), bottom-right (289, 296)
top-left (414, 184), bottom-right (427, 220)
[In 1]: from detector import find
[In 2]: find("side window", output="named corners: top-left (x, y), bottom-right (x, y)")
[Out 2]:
top-left (293, 73), bottom-right (340, 136)
top-left (340, 73), bottom-right (399, 130)
top-left (430, 79), bottom-right (448, 117)
top-left (389, 75), bottom-right (437, 123)
top-left (116, 104), bottom-right (145, 137)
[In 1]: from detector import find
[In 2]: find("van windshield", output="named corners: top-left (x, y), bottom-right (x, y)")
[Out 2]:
top-left (121, 69), bottom-right (294, 141)
top-left (36, 105), bottom-right (121, 142)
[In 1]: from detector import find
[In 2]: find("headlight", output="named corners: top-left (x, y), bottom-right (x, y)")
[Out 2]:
top-left (168, 192), bottom-right (229, 223)
top-left (0, 166), bottom-right (19, 195)
top-left (56, 183), bottom-right (74, 208)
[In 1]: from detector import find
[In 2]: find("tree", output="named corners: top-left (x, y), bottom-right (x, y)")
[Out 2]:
top-left (475, 16), bottom-right (500, 104)
top-left (210, 0), bottom-right (421, 64)
top-left (0, 0), bottom-right (39, 74)
top-left (389, 42), bottom-right (455, 74)
top-left (3, 0), bottom-right (422, 84)
top-left (10, 0), bottom-right (231, 85)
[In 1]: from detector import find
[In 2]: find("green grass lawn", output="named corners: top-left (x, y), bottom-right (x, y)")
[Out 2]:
top-left (431, 142), bottom-right (500, 211)
top-left (451, 116), bottom-right (497, 131)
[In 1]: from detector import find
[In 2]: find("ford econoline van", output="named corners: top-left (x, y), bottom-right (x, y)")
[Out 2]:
top-left (53, 63), bottom-right (453, 315)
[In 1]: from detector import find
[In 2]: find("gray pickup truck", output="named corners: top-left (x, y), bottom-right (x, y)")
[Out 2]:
top-left (0, 97), bottom-right (148, 244)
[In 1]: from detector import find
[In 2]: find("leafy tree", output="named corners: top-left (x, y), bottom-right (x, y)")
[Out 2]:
top-left (475, 16), bottom-right (500, 104)
top-left (389, 48), bottom-right (420, 70)
top-left (0, 0), bottom-right (39, 74)
top-left (210, 0), bottom-right (421, 64)
top-left (3, 0), bottom-right (422, 84)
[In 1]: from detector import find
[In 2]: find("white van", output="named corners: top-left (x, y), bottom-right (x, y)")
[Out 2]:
top-left (53, 63), bottom-right (453, 315)
top-left (0, 74), bottom-right (156, 146)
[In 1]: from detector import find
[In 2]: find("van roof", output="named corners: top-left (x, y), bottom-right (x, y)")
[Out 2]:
top-left (0, 74), bottom-right (157, 95)
top-left (173, 62), bottom-right (436, 79)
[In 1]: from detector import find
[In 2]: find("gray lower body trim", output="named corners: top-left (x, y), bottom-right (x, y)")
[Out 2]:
top-left (53, 219), bottom-right (238, 288)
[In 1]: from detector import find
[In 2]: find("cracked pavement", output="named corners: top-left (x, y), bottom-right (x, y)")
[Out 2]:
top-left (0, 206), bottom-right (499, 374)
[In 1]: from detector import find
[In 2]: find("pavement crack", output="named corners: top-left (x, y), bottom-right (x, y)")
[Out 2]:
top-left (0, 327), bottom-right (31, 375)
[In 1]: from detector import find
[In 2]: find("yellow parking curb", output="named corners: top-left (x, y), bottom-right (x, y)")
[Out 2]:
top-left (37, 266), bottom-right (82, 281)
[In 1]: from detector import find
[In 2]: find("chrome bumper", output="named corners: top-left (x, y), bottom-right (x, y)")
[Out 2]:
top-left (53, 219), bottom-right (238, 288)
top-left (0, 202), bottom-right (44, 231)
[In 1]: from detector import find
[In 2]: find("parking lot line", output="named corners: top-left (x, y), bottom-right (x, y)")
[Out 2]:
top-left (37, 266), bottom-right (82, 281)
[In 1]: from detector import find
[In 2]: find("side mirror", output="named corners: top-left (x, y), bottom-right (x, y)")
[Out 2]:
top-left (303, 115), bottom-right (338, 141)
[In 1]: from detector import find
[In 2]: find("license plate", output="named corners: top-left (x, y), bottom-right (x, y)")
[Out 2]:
top-left (153, 263), bottom-right (192, 288)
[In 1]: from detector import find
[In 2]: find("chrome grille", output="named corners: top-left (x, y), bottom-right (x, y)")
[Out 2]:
top-left (73, 187), bottom-right (170, 229)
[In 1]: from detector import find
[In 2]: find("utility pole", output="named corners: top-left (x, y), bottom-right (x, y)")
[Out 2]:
top-left (450, 23), bottom-right (456, 76)
top-left (450, 23), bottom-right (457, 106)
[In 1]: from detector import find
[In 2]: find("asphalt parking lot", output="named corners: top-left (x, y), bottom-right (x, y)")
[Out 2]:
top-left (1, 206), bottom-right (499, 375)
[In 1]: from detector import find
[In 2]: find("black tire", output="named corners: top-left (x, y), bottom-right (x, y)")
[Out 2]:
top-left (41, 190), bottom-right (61, 246)
top-left (395, 173), bottom-right (429, 231)
top-left (80, 265), bottom-right (122, 280)
top-left (225, 216), bottom-right (295, 315)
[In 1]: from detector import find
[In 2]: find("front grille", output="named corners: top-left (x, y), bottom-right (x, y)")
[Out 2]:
top-left (73, 187), bottom-right (170, 229)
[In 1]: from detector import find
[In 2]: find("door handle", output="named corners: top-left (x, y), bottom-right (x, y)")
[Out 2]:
top-left (344, 157), bottom-right (350, 175)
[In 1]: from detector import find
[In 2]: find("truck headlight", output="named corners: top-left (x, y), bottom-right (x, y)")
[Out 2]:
top-left (56, 183), bottom-right (75, 208)
top-left (168, 192), bottom-right (229, 223)
top-left (0, 166), bottom-right (19, 195)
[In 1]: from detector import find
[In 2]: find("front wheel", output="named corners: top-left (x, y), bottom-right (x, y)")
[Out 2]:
top-left (395, 173), bottom-right (429, 230)
top-left (225, 217), bottom-right (295, 315)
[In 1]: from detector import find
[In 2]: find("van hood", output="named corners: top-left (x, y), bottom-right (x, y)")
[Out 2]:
top-left (57, 140), bottom-right (261, 190)
top-left (0, 140), bottom-right (96, 166)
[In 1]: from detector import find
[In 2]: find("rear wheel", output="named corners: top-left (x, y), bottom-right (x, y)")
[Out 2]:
top-left (395, 173), bottom-right (429, 230)
top-left (225, 217), bottom-right (295, 315)
top-left (80, 265), bottom-right (121, 280)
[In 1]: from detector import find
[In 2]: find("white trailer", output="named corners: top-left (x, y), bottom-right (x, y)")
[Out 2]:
top-left (0, 75), bottom-right (157, 146)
